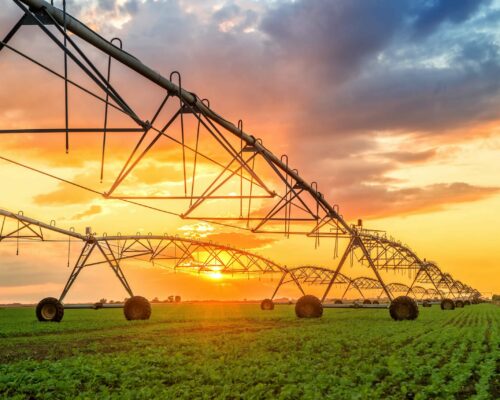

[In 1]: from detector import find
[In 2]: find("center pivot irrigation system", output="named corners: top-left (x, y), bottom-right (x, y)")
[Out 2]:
top-left (0, 0), bottom-right (481, 321)
top-left (0, 208), bottom-right (480, 322)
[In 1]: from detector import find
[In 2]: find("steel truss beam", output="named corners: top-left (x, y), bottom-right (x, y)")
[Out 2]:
top-left (0, 208), bottom-right (481, 303)
top-left (0, 0), bottom-right (349, 239)
top-left (0, 208), bottom-right (285, 301)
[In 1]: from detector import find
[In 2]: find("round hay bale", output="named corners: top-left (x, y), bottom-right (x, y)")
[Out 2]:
top-left (363, 299), bottom-right (372, 305)
top-left (372, 300), bottom-right (380, 305)
top-left (464, 300), bottom-right (471, 306)
top-left (422, 300), bottom-right (432, 308)
top-left (389, 296), bottom-right (419, 321)
top-left (334, 299), bottom-right (343, 304)
top-left (295, 295), bottom-right (323, 318)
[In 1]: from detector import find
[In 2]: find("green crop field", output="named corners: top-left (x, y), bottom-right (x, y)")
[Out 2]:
top-left (0, 303), bottom-right (498, 399)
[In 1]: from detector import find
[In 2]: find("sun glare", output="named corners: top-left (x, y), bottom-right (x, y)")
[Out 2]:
top-left (207, 271), bottom-right (223, 280)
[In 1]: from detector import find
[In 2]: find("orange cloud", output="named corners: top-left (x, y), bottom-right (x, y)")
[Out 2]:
top-left (33, 186), bottom-right (97, 206)
top-left (206, 232), bottom-right (278, 250)
top-left (341, 182), bottom-right (499, 220)
top-left (70, 204), bottom-right (103, 220)
top-left (32, 171), bottom-right (101, 206)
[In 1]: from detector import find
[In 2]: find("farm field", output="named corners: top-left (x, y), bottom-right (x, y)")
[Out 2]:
top-left (0, 303), bottom-right (498, 399)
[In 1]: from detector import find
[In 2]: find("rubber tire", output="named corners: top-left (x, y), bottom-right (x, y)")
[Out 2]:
top-left (36, 297), bottom-right (64, 322)
top-left (455, 300), bottom-right (464, 308)
top-left (441, 298), bottom-right (455, 310)
top-left (389, 296), bottom-right (419, 321)
top-left (334, 299), bottom-right (343, 304)
top-left (260, 298), bottom-right (274, 311)
top-left (363, 299), bottom-right (372, 305)
top-left (464, 300), bottom-right (471, 306)
top-left (295, 295), bottom-right (323, 318)
top-left (372, 300), bottom-right (380, 305)
top-left (124, 296), bottom-right (151, 320)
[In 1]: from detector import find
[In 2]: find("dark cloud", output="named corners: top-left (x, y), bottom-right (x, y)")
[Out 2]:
top-left (412, 0), bottom-right (490, 38)
top-left (316, 52), bottom-right (500, 135)
top-left (258, 0), bottom-right (500, 138)
top-left (212, 4), bottom-right (259, 33)
top-left (97, 0), bottom-right (114, 12)
top-left (261, 0), bottom-right (410, 82)
top-left (122, 0), bottom-right (140, 15)
top-left (212, 4), bottom-right (240, 22)
top-left (96, 0), bottom-right (140, 14)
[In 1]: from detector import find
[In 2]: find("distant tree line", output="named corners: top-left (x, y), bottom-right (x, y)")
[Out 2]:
top-left (151, 296), bottom-right (181, 303)
top-left (99, 296), bottom-right (181, 304)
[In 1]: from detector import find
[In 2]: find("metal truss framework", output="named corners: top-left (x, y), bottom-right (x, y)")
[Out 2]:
top-left (408, 262), bottom-right (479, 301)
top-left (0, 208), bottom-right (479, 304)
top-left (0, 209), bottom-right (286, 302)
top-left (0, 0), bottom-right (480, 303)
top-left (269, 264), bottom-right (478, 303)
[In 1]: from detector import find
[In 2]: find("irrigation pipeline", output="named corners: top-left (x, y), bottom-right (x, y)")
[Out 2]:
top-left (17, 0), bottom-right (352, 235)
top-left (0, 207), bottom-right (284, 268)
top-left (0, 208), bottom-right (479, 303)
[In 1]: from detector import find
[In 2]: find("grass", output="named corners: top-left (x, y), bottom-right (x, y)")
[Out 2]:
top-left (0, 303), bottom-right (498, 399)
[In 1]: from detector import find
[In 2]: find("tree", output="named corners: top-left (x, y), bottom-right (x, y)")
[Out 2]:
top-left (175, 295), bottom-right (181, 303)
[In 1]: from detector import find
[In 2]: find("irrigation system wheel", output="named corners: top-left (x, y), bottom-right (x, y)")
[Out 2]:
top-left (464, 300), bottom-right (471, 306)
top-left (441, 299), bottom-right (455, 310)
top-left (455, 300), bottom-right (464, 308)
top-left (295, 295), bottom-right (323, 318)
top-left (363, 299), bottom-right (372, 305)
top-left (124, 296), bottom-right (151, 320)
top-left (260, 298), bottom-right (274, 311)
top-left (36, 297), bottom-right (64, 322)
top-left (334, 299), bottom-right (343, 304)
top-left (389, 296), bottom-right (419, 321)
top-left (422, 300), bottom-right (432, 307)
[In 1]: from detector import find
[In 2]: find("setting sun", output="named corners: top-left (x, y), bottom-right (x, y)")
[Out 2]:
top-left (206, 271), bottom-right (223, 280)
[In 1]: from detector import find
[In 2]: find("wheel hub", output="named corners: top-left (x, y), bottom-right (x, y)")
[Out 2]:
top-left (41, 304), bottom-right (57, 320)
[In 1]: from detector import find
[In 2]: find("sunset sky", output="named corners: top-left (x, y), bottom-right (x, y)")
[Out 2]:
top-left (0, 0), bottom-right (499, 303)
